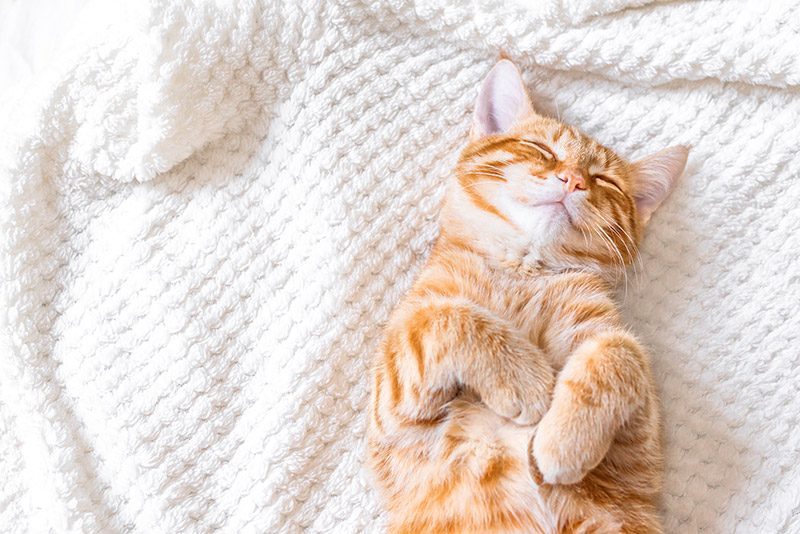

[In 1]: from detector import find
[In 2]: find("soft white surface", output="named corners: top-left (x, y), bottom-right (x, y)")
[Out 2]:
top-left (0, 0), bottom-right (100, 97)
top-left (1, 0), bottom-right (800, 532)
top-left (1, 0), bottom-right (76, 88)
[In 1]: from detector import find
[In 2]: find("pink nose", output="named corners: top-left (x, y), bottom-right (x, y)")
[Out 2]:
top-left (557, 170), bottom-right (587, 193)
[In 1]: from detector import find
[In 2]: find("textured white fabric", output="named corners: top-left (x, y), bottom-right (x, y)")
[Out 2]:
top-left (2, 0), bottom-right (800, 532)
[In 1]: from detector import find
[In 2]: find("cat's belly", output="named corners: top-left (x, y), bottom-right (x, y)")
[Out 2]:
top-left (370, 392), bottom-right (640, 534)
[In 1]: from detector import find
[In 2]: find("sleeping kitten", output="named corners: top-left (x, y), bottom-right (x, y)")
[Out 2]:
top-left (366, 59), bottom-right (688, 533)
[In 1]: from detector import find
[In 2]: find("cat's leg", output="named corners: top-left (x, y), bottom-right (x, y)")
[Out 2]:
top-left (531, 331), bottom-right (650, 484)
top-left (384, 296), bottom-right (554, 425)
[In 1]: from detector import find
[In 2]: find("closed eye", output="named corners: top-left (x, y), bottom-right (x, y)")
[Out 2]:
top-left (519, 139), bottom-right (556, 160)
top-left (593, 174), bottom-right (623, 192)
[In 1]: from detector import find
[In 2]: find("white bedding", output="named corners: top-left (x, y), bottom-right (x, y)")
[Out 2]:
top-left (2, 1), bottom-right (800, 532)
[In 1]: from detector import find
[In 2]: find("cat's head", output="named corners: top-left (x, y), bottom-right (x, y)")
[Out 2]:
top-left (442, 59), bottom-right (688, 277)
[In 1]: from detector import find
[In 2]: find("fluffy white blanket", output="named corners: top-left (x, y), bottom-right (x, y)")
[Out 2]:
top-left (2, 0), bottom-right (800, 532)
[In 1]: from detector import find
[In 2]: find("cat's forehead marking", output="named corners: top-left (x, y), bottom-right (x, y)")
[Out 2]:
top-left (550, 138), bottom-right (569, 161)
top-left (520, 125), bottom-right (579, 161)
top-left (519, 135), bottom-right (567, 161)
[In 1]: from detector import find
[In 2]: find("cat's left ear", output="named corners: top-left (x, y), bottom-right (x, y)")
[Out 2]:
top-left (630, 145), bottom-right (690, 224)
top-left (472, 60), bottom-right (534, 139)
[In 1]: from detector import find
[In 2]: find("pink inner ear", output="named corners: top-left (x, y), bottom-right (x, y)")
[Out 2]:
top-left (631, 145), bottom-right (690, 222)
top-left (473, 60), bottom-right (533, 137)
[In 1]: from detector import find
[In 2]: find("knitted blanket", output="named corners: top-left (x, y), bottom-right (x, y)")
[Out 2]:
top-left (2, 1), bottom-right (799, 532)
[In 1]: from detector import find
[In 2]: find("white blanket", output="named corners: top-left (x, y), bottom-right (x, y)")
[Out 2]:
top-left (2, 0), bottom-right (800, 532)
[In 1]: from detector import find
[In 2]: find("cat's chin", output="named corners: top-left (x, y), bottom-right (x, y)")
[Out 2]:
top-left (530, 202), bottom-right (574, 226)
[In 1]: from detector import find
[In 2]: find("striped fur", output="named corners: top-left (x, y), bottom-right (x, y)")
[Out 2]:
top-left (367, 60), bottom-right (687, 533)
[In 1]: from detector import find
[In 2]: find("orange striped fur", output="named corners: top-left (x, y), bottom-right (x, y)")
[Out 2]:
top-left (367, 60), bottom-right (688, 533)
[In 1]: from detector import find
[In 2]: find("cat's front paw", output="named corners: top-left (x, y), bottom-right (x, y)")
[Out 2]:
top-left (481, 366), bottom-right (553, 426)
top-left (531, 415), bottom-right (591, 485)
top-left (482, 390), bottom-right (545, 426)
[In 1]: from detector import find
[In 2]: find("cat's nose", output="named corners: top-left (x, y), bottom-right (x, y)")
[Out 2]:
top-left (557, 170), bottom-right (587, 193)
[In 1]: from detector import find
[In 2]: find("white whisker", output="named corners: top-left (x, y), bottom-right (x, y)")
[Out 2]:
top-left (591, 208), bottom-right (643, 290)
top-left (468, 171), bottom-right (507, 181)
top-left (587, 216), bottom-right (628, 301)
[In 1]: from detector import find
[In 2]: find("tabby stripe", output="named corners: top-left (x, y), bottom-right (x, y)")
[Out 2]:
top-left (406, 316), bottom-right (427, 377)
top-left (441, 431), bottom-right (465, 457)
top-left (623, 193), bottom-right (639, 242)
top-left (477, 159), bottom-right (517, 170)
top-left (462, 186), bottom-right (514, 226)
top-left (563, 245), bottom-right (614, 266)
top-left (464, 170), bottom-right (506, 182)
top-left (428, 470), bottom-right (464, 505)
top-left (372, 368), bottom-right (384, 432)
top-left (568, 301), bottom-right (616, 324)
top-left (480, 454), bottom-right (517, 485)
top-left (384, 346), bottom-right (402, 407)
top-left (460, 137), bottom-right (519, 160)
top-left (435, 230), bottom-right (479, 256)
top-left (564, 378), bottom-right (602, 407)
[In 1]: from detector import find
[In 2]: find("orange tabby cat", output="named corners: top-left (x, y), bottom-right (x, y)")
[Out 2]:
top-left (366, 59), bottom-right (688, 533)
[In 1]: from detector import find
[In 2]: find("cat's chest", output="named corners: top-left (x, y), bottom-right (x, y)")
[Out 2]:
top-left (475, 269), bottom-right (593, 366)
top-left (482, 273), bottom-right (551, 334)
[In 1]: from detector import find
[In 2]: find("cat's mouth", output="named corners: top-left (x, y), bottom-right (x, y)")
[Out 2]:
top-left (511, 192), bottom-right (580, 227)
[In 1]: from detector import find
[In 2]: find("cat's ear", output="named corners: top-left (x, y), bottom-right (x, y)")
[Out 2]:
top-left (472, 60), bottom-right (534, 138)
top-left (630, 145), bottom-right (690, 224)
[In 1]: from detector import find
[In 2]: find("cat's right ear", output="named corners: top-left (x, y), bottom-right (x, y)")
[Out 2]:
top-left (630, 145), bottom-right (690, 224)
top-left (471, 60), bottom-right (534, 139)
